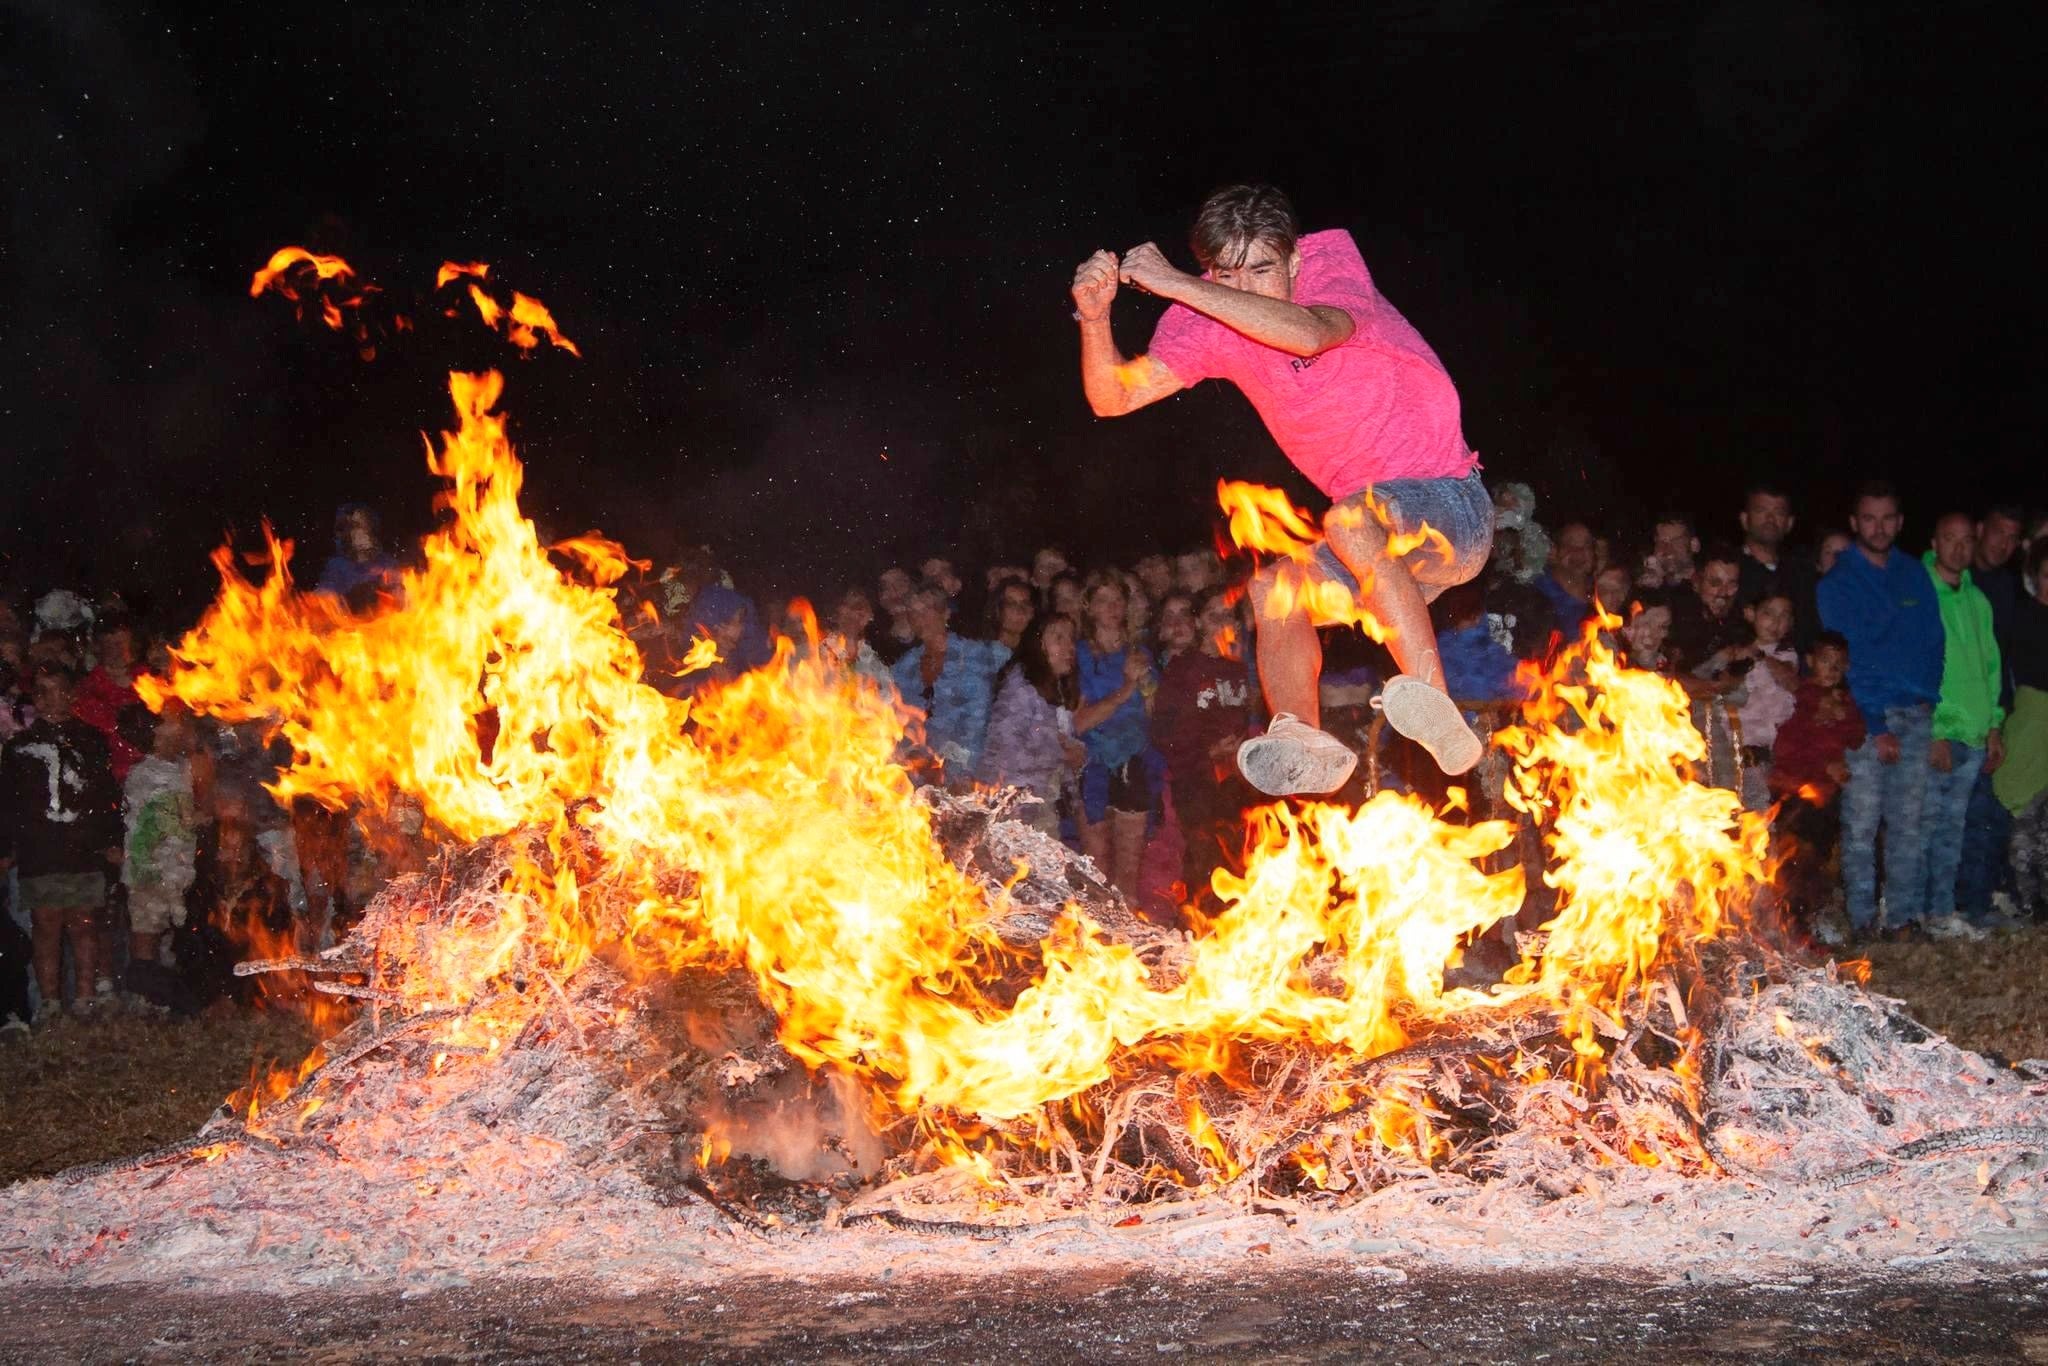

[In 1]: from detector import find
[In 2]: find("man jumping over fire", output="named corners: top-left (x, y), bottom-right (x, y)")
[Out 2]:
top-left (1072, 184), bottom-right (1492, 794)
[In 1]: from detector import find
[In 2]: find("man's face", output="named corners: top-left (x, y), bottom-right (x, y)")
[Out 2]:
top-left (1553, 524), bottom-right (1595, 577)
top-left (343, 511), bottom-right (378, 560)
top-left (1850, 496), bottom-right (1903, 558)
top-left (1031, 549), bottom-right (1068, 586)
top-left (709, 611), bottom-right (746, 656)
top-left (1933, 515), bottom-right (1976, 579)
top-left (1210, 239), bottom-right (1301, 300)
top-left (1134, 555), bottom-right (1174, 601)
top-left (1651, 521), bottom-right (1697, 577)
top-left (97, 627), bottom-right (134, 674)
top-left (1809, 645), bottom-right (1847, 690)
top-left (32, 674), bottom-right (73, 723)
top-left (1696, 559), bottom-right (1741, 618)
top-left (834, 591), bottom-right (874, 640)
top-left (876, 568), bottom-right (914, 614)
top-left (1977, 513), bottom-right (2022, 570)
top-left (1739, 494), bottom-right (1793, 553)
top-left (907, 593), bottom-right (948, 638)
top-left (1173, 551), bottom-right (1217, 593)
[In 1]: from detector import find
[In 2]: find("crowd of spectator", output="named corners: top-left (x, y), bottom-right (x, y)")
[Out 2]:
top-left (6, 478), bottom-right (2046, 1033)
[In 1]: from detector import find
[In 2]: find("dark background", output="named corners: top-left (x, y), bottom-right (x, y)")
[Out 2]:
top-left (3, 0), bottom-right (2041, 623)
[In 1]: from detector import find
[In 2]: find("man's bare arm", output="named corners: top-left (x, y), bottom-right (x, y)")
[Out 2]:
top-left (1073, 249), bottom-right (1186, 417)
top-left (1120, 242), bottom-right (1353, 357)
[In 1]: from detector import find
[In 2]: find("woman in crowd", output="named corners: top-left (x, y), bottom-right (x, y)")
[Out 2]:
top-left (983, 577), bottom-right (1037, 653)
top-left (1150, 591), bottom-right (1198, 668)
top-left (820, 585), bottom-right (893, 688)
top-left (889, 583), bottom-right (1008, 783)
top-left (1046, 570), bottom-right (1085, 621)
top-left (977, 613), bottom-right (1086, 835)
top-left (1072, 572), bottom-right (1156, 898)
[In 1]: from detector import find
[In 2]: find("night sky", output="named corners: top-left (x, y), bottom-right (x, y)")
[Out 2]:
top-left (3, 1), bottom-right (2041, 623)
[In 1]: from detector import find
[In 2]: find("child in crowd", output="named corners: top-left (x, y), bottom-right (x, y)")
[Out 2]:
top-left (1613, 589), bottom-right (1676, 674)
top-left (1768, 633), bottom-right (1866, 939)
top-left (179, 814), bottom-right (297, 1009)
top-left (1152, 588), bottom-right (1257, 911)
top-left (120, 703), bottom-right (203, 1001)
top-left (75, 617), bottom-right (146, 784)
top-left (1695, 592), bottom-right (1799, 809)
top-left (0, 668), bottom-right (123, 1017)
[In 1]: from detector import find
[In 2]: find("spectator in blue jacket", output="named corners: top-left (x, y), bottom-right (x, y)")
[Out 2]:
top-left (1816, 481), bottom-right (1946, 940)
top-left (316, 504), bottom-right (402, 612)
top-left (890, 583), bottom-right (1008, 784)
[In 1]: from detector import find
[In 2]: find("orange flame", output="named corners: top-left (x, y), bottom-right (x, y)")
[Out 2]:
top-left (146, 364), bottom-right (1766, 1155)
top-left (439, 260), bottom-right (581, 356)
top-left (250, 247), bottom-right (389, 357)
top-left (677, 634), bottom-right (722, 676)
top-left (1216, 481), bottom-right (1451, 643)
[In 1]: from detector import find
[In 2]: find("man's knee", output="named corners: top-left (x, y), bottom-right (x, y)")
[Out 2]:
top-left (1249, 562), bottom-right (1317, 621)
top-left (1325, 495), bottom-right (1391, 562)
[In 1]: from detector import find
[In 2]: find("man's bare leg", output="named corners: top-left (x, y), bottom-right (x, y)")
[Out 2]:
top-left (1323, 503), bottom-right (1443, 687)
top-left (1248, 564), bottom-right (1323, 726)
top-left (1324, 504), bottom-right (1481, 775)
top-left (1236, 563), bottom-right (1359, 796)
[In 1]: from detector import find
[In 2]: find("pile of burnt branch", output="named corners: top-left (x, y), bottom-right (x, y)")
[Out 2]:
top-left (834, 793), bottom-right (2048, 1230)
top-left (75, 788), bottom-right (2048, 1239)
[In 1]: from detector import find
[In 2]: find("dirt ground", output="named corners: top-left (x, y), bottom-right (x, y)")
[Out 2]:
top-left (5, 1265), bottom-right (2048, 1363)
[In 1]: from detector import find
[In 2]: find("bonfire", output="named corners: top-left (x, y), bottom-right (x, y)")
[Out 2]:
top-left (4, 253), bottom-right (2045, 1292)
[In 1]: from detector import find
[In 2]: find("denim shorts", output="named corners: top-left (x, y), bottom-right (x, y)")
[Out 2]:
top-left (1309, 468), bottom-right (1494, 604)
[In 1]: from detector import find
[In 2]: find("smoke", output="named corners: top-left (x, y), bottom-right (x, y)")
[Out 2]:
top-left (698, 1068), bottom-right (888, 1185)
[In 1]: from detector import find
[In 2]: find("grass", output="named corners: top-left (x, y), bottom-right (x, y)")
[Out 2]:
top-left (0, 1008), bottom-right (317, 1185)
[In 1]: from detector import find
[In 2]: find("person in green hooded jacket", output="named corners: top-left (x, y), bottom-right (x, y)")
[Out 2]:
top-left (1922, 513), bottom-right (2004, 935)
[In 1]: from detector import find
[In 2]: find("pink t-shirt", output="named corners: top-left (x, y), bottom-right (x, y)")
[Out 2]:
top-left (1145, 229), bottom-right (1475, 500)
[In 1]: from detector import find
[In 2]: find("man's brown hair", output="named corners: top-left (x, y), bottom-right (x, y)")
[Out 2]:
top-left (1190, 184), bottom-right (1300, 271)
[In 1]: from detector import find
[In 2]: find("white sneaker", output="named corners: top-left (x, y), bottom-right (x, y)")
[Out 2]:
top-left (1237, 714), bottom-right (1359, 797)
top-left (1924, 914), bottom-right (1988, 942)
top-left (1375, 675), bottom-right (1484, 775)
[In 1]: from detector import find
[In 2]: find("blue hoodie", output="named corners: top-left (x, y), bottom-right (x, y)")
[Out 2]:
top-left (1815, 545), bottom-right (1944, 737)
top-left (316, 502), bottom-right (401, 603)
top-left (676, 583), bottom-right (772, 694)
